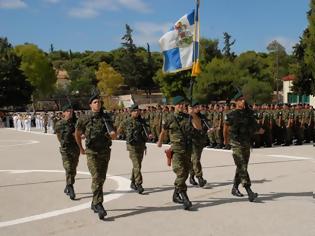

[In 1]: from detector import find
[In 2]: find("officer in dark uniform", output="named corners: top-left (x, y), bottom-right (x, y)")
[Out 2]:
top-left (223, 90), bottom-right (264, 202)
top-left (55, 104), bottom-right (80, 200)
top-left (75, 94), bottom-right (116, 220)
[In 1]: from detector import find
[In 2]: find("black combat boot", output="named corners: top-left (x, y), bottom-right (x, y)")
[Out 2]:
top-left (179, 191), bottom-right (192, 210)
top-left (244, 185), bottom-right (258, 202)
top-left (197, 176), bottom-right (207, 187)
top-left (136, 184), bottom-right (144, 194)
top-left (172, 188), bottom-right (183, 204)
top-left (189, 175), bottom-right (198, 186)
top-left (67, 184), bottom-right (76, 200)
top-left (91, 203), bottom-right (107, 220)
top-left (231, 184), bottom-right (244, 197)
top-left (64, 185), bottom-right (69, 195)
top-left (130, 182), bottom-right (137, 191)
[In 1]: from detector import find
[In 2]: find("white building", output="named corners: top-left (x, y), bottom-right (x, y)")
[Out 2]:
top-left (282, 75), bottom-right (315, 106)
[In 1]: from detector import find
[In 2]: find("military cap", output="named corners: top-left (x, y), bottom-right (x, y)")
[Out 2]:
top-left (89, 94), bottom-right (100, 104)
top-left (232, 89), bottom-right (244, 101)
top-left (129, 103), bottom-right (139, 111)
top-left (62, 104), bottom-right (73, 112)
top-left (192, 100), bottom-right (200, 107)
top-left (172, 96), bottom-right (185, 105)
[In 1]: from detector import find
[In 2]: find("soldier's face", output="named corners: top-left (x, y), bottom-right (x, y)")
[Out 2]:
top-left (131, 110), bottom-right (140, 118)
top-left (90, 99), bottom-right (101, 112)
top-left (63, 109), bottom-right (73, 120)
top-left (236, 99), bottom-right (245, 109)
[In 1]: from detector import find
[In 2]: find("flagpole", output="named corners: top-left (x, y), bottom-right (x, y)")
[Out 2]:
top-left (190, 0), bottom-right (200, 105)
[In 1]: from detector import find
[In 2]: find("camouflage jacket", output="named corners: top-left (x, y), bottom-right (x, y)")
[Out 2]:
top-left (120, 116), bottom-right (149, 146)
top-left (76, 112), bottom-right (112, 151)
top-left (55, 119), bottom-right (78, 150)
top-left (162, 111), bottom-right (193, 152)
top-left (225, 108), bottom-right (258, 146)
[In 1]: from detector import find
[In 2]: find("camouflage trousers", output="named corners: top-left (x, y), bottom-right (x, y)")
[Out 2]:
top-left (189, 144), bottom-right (204, 177)
top-left (127, 144), bottom-right (145, 185)
top-left (59, 147), bottom-right (80, 185)
top-left (231, 144), bottom-right (251, 187)
top-left (86, 148), bottom-right (111, 205)
top-left (172, 147), bottom-right (192, 191)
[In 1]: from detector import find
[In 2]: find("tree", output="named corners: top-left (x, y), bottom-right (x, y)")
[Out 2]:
top-left (199, 38), bottom-right (222, 65)
top-left (292, 1), bottom-right (315, 96)
top-left (96, 62), bottom-right (124, 96)
top-left (222, 32), bottom-right (236, 60)
top-left (291, 31), bottom-right (315, 95)
top-left (194, 58), bottom-right (242, 102)
top-left (153, 70), bottom-right (191, 100)
top-left (304, 0), bottom-right (315, 80)
top-left (15, 44), bottom-right (56, 98)
top-left (0, 37), bottom-right (33, 107)
top-left (266, 40), bottom-right (290, 101)
top-left (117, 24), bottom-right (147, 89)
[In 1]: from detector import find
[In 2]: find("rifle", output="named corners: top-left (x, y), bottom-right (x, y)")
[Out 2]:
top-left (100, 109), bottom-right (115, 134)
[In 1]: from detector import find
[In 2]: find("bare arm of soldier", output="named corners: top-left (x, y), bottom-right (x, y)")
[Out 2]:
top-left (75, 129), bottom-right (85, 155)
top-left (157, 128), bottom-right (167, 147)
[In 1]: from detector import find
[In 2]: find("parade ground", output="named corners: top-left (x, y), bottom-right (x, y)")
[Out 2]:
top-left (0, 128), bottom-right (314, 236)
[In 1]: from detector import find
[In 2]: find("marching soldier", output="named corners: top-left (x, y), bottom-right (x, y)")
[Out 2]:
top-left (117, 104), bottom-right (151, 194)
top-left (157, 96), bottom-right (199, 210)
top-left (75, 94), bottom-right (116, 220)
top-left (223, 91), bottom-right (264, 202)
top-left (55, 104), bottom-right (80, 200)
top-left (189, 101), bottom-right (208, 187)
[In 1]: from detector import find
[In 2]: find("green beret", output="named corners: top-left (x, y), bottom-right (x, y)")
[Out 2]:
top-left (130, 104), bottom-right (139, 111)
top-left (62, 104), bottom-right (73, 112)
top-left (172, 96), bottom-right (185, 105)
top-left (89, 94), bottom-right (100, 104)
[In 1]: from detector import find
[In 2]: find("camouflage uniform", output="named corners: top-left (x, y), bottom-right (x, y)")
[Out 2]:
top-left (55, 118), bottom-right (80, 186)
top-left (76, 112), bottom-right (112, 205)
top-left (225, 108), bottom-right (258, 187)
top-left (163, 111), bottom-right (193, 192)
top-left (190, 112), bottom-right (208, 183)
top-left (120, 115), bottom-right (148, 189)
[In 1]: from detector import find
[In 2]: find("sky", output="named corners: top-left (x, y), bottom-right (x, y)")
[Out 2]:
top-left (0, 0), bottom-right (311, 54)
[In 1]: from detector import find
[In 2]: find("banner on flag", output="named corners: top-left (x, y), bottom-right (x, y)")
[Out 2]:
top-left (159, 0), bottom-right (200, 76)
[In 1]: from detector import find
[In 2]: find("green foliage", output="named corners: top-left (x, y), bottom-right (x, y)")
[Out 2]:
top-left (194, 58), bottom-right (243, 102)
top-left (304, 0), bottom-right (315, 79)
top-left (199, 38), bottom-right (222, 65)
top-left (243, 79), bottom-right (273, 104)
top-left (291, 33), bottom-right (315, 95)
top-left (15, 44), bottom-right (56, 98)
top-left (0, 37), bottom-right (33, 107)
top-left (96, 62), bottom-right (124, 96)
top-left (222, 32), bottom-right (236, 60)
top-left (153, 69), bottom-right (191, 99)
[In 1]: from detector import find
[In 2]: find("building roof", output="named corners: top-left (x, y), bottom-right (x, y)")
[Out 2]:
top-left (282, 75), bottom-right (295, 81)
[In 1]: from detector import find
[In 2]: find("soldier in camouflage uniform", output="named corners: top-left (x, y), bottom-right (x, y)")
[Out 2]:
top-left (55, 104), bottom-right (80, 200)
top-left (118, 104), bottom-right (151, 194)
top-left (223, 91), bottom-right (263, 202)
top-left (75, 94), bottom-right (116, 220)
top-left (157, 96), bottom-right (200, 210)
top-left (189, 101), bottom-right (208, 187)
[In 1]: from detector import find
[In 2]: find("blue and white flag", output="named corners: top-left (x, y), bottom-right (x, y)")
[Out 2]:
top-left (159, 0), bottom-right (200, 75)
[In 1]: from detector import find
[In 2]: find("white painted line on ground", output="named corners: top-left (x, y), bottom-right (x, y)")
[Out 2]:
top-left (267, 154), bottom-right (312, 160)
top-left (4, 128), bottom-right (54, 136)
top-left (0, 140), bottom-right (39, 147)
top-left (0, 170), bottom-right (130, 228)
